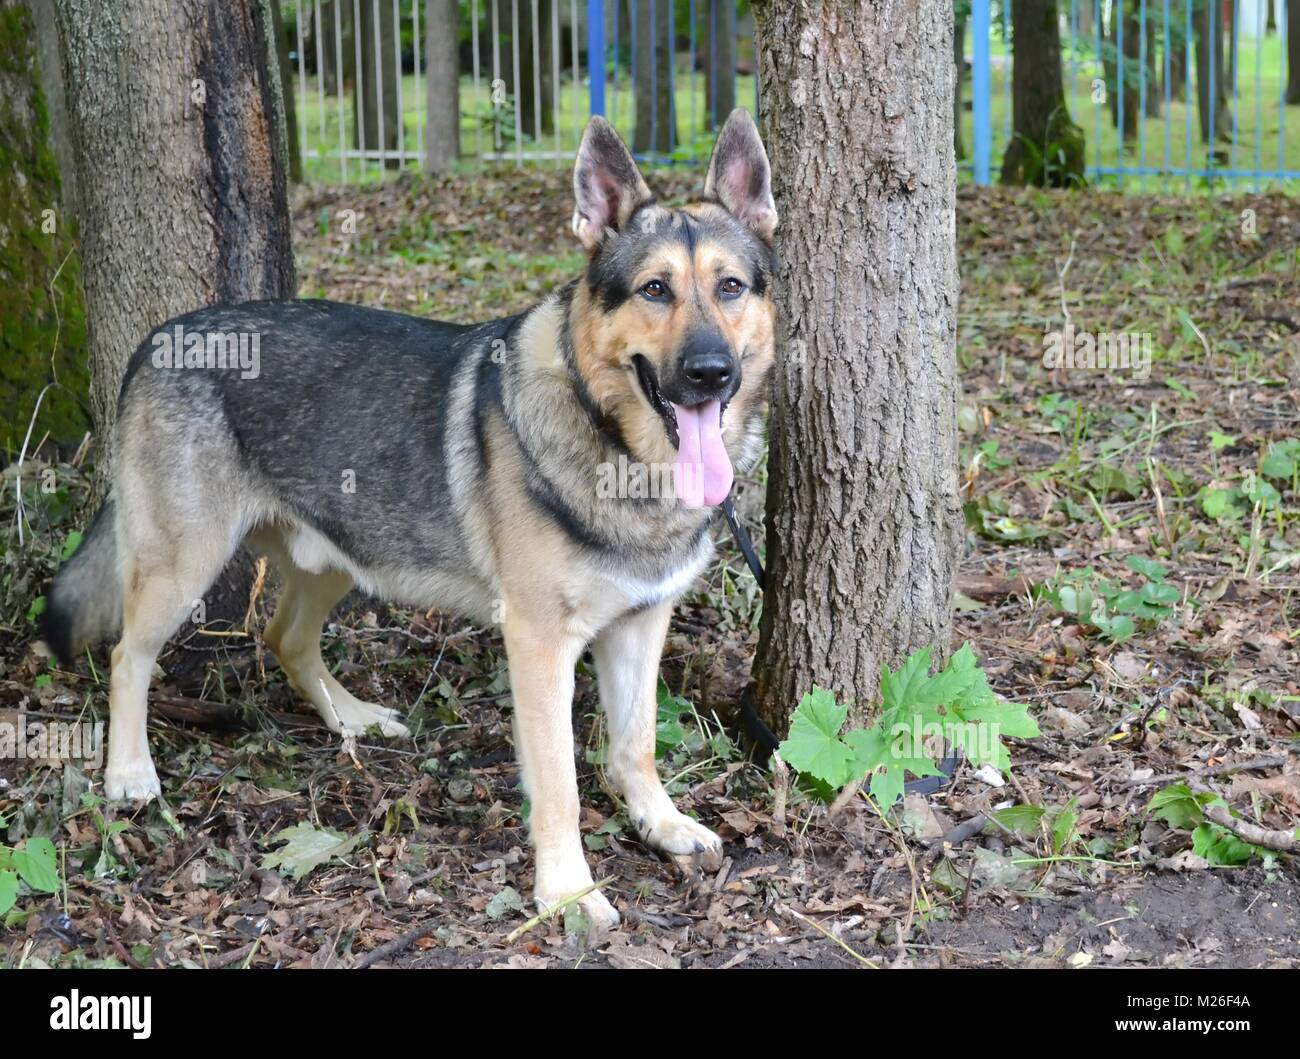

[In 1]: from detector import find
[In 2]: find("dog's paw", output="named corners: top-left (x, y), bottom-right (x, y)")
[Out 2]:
top-left (535, 884), bottom-right (620, 935)
top-left (328, 699), bottom-right (411, 739)
top-left (104, 758), bottom-right (161, 803)
top-left (636, 810), bottom-right (724, 870)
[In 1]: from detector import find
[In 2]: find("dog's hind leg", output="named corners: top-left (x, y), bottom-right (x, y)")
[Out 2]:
top-left (262, 564), bottom-right (410, 739)
top-left (591, 601), bottom-right (723, 865)
top-left (106, 528), bottom-right (236, 802)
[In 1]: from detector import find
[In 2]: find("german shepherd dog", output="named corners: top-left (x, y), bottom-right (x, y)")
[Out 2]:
top-left (43, 110), bottom-right (777, 928)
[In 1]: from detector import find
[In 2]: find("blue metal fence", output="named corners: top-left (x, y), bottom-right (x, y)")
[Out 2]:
top-left (967, 0), bottom-right (1299, 189)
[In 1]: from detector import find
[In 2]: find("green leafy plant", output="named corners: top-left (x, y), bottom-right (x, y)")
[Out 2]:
top-left (0, 835), bottom-right (61, 918)
top-left (80, 789), bottom-right (131, 878)
top-left (1260, 439), bottom-right (1300, 490)
top-left (778, 644), bottom-right (1039, 810)
top-left (1146, 783), bottom-right (1267, 866)
top-left (1043, 556), bottom-right (1182, 642)
top-left (1199, 471), bottom-right (1281, 521)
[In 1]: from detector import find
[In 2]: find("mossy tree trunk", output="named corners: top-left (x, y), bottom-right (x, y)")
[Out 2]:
top-left (0, 0), bottom-right (89, 454)
top-left (1000, 0), bottom-right (1086, 186)
top-left (271, 0), bottom-right (302, 182)
top-left (751, 0), bottom-right (962, 731)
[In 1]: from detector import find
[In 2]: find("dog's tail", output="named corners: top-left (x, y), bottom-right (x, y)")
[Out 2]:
top-left (42, 498), bottom-right (122, 663)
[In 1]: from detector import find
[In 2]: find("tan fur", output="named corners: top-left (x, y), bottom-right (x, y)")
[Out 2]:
top-left (569, 206), bottom-right (776, 477)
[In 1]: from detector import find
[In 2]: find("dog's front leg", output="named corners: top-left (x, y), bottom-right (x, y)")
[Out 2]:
top-left (592, 601), bottom-right (723, 866)
top-left (504, 612), bottom-right (619, 931)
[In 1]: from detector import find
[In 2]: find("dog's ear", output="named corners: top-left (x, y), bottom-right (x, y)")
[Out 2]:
top-left (704, 109), bottom-right (777, 242)
top-left (572, 117), bottom-right (653, 251)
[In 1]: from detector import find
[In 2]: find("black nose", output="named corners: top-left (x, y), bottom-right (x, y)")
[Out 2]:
top-left (681, 351), bottom-right (733, 392)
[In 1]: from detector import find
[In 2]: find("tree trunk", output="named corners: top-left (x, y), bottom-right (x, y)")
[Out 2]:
top-left (1103, 3), bottom-right (1141, 139)
top-left (954, 6), bottom-right (966, 160)
top-left (1168, 26), bottom-right (1188, 101)
top-left (1288, 0), bottom-right (1300, 103)
top-left (1195, 0), bottom-right (1231, 143)
top-left (489, 0), bottom-right (555, 147)
top-left (702, 0), bottom-right (736, 130)
top-left (751, 0), bottom-right (961, 732)
top-left (30, 0), bottom-right (77, 213)
top-left (633, 0), bottom-right (675, 153)
top-left (0, 0), bottom-right (89, 452)
top-left (317, 0), bottom-right (352, 96)
top-left (353, 0), bottom-right (401, 168)
top-left (424, 0), bottom-right (460, 173)
top-left (1001, 0), bottom-right (1086, 185)
top-left (1145, 11), bottom-right (1161, 117)
top-left (53, 0), bottom-right (295, 678)
top-left (271, 0), bottom-right (302, 182)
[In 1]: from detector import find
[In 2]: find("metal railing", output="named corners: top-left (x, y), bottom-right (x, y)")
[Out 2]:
top-left (288, 1), bottom-right (1298, 188)
top-left (289, 0), bottom-right (755, 181)
top-left (967, 0), bottom-right (1299, 189)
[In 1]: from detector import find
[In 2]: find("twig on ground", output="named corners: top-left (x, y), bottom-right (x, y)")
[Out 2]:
top-left (770, 750), bottom-right (788, 838)
top-left (1187, 779), bottom-right (1298, 853)
top-left (1112, 753), bottom-right (1291, 788)
top-left (354, 921), bottom-right (441, 969)
top-left (782, 905), bottom-right (878, 968)
top-left (504, 879), bottom-right (612, 944)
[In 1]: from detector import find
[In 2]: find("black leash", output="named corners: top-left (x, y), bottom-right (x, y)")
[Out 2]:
top-left (719, 495), bottom-right (960, 804)
top-left (719, 496), bottom-right (765, 591)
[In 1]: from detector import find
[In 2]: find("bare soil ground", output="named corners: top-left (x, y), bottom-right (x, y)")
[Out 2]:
top-left (2, 175), bottom-right (1297, 968)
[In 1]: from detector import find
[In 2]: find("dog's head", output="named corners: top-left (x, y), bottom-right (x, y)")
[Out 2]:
top-left (569, 110), bottom-right (778, 508)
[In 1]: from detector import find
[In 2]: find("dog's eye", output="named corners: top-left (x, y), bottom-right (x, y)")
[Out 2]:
top-left (639, 279), bottom-right (669, 301)
top-left (719, 277), bottom-right (747, 299)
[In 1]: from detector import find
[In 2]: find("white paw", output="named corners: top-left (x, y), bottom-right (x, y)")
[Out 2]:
top-left (104, 758), bottom-right (161, 803)
top-left (535, 884), bottom-right (620, 934)
top-left (636, 809), bottom-right (724, 868)
top-left (327, 699), bottom-right (411, 739)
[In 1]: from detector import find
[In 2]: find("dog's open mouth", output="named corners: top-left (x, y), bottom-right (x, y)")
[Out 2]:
top-left (632, 355), bottom-right (734, 508)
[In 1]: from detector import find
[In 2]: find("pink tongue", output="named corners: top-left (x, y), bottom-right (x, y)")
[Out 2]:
top-left (670, 399), bottom-right (733, 508)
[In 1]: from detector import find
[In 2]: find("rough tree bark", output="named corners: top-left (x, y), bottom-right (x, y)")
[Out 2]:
top-left (633, 0), bottom-right (676, 153)
top-left (1001, 0), bottom-right (1086, 185)
top-left (54, 0), bottom-right (296, 453)
top-left (751, 0), bottom-right (962, 731)
top-left (424, 0), bottom-right (460, 173)
top-left (53, 0), bottom-right (295, 671)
